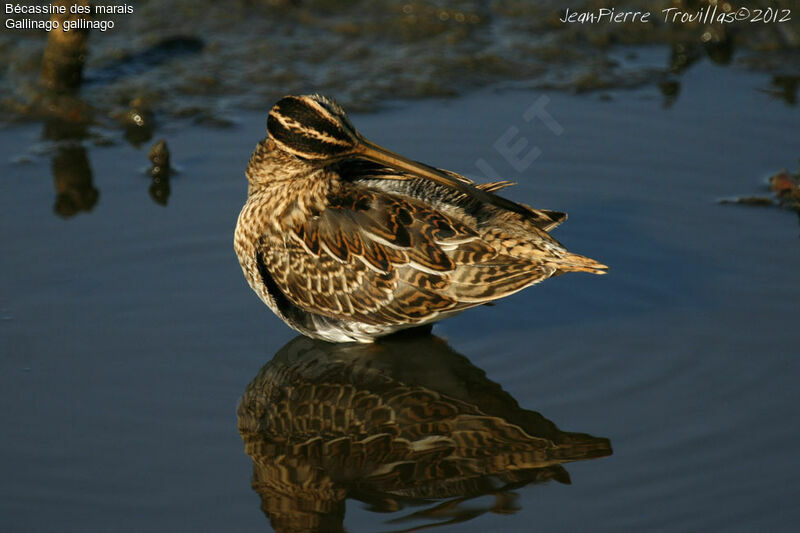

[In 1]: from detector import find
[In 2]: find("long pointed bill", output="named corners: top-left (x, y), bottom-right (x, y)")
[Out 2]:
top-left (354, 138), bottom-right (534, 217)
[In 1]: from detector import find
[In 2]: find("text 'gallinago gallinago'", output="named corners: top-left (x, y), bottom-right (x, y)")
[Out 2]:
top-left (234, 94), bottom-right (607, 342)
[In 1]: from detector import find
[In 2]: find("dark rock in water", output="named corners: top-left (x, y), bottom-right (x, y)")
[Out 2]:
top-left (767, 76), bottom-right (799, 106)
top-left (148, 139), bottom-right (170, 176)
top-left (720, 167), bottom-right (800, 222)
top-left (719, 196), bottom-right (775, 207)
top-left (148, 139), bottom-right (171, 206)
top-left (769, 169), bottom-right (800, 210)
top-left (121, 101), bottom-right (155, 148)
top-left (40, 0), bottom-right (92, 93)
top-left (659, 79), bottom-right (681, 108)
top-left (703, 27), bottom-right (734, 66)
top-left (149, 175), bottom-right (171, 206)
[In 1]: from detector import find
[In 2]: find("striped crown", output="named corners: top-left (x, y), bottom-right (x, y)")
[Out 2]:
top-left (267, 94), bottom-right (359, 160)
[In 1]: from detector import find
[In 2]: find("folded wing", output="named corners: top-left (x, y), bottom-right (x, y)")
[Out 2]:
top-left (256, 184), bottom-right (563, 326)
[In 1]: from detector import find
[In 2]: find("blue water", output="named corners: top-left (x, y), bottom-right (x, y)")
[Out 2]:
top-left (2, 59), bottom-right (799, 532)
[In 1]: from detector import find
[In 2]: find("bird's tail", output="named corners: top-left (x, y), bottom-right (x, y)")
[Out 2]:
top-left (555, 253), bottom-right (609, 275)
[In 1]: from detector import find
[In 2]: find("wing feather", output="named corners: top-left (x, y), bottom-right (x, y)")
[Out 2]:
top-left (257, 182), bottom-right (565, 326)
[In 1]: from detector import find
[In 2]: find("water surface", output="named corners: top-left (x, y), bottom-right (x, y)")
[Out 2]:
top-left (2, 58), bottom-right (799, 532)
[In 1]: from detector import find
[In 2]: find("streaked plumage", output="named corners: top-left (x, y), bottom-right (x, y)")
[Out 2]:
top-left (235, 94), bottom-right (607, 342)
top-left (238, 335), bottom-right (612, 531)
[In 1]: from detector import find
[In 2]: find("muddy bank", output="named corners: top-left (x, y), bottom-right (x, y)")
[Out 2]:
top-left (2, 0), bottom-right (798, 138)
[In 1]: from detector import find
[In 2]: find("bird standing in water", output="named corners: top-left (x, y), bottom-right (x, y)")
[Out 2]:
top-left (234, 94), bottom-right (607, 343)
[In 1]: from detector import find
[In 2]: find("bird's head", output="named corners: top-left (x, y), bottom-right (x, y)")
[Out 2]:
top-left (260, 94), bottom-right (533, 216)
top-left (267, 94), bottom-right (360, 161)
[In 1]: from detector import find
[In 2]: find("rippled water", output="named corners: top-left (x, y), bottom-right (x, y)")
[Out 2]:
top-left (3, 0), bottom-right (798, 122)
top-left (2, 54), bottom-right (800, 532)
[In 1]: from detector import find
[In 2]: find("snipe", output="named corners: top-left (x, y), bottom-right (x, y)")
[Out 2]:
top-left (234, 94), bottom-right (607, 342)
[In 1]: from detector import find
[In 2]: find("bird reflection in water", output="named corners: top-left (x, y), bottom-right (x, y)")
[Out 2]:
top-left (148, 139), bottom-right (172, 206)
top-left (49, 140), bottom-right (98, 217)
top-left (238, 335), bottom-right (611, 532)
top-left (38, 0), bottom-right (98, 218)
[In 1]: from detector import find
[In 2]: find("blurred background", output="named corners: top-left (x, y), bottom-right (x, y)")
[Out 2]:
top-left (1, 1), bottom-right (799, 532)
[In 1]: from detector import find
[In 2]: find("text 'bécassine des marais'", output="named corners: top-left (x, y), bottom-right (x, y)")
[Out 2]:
top-left (5, 3), bottom-right (133, 32)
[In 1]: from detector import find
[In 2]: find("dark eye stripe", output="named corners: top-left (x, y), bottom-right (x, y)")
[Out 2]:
top-left (269, 96), bottom-right (355, 147)
top-left (268, 114), bottom-right (352, 159)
